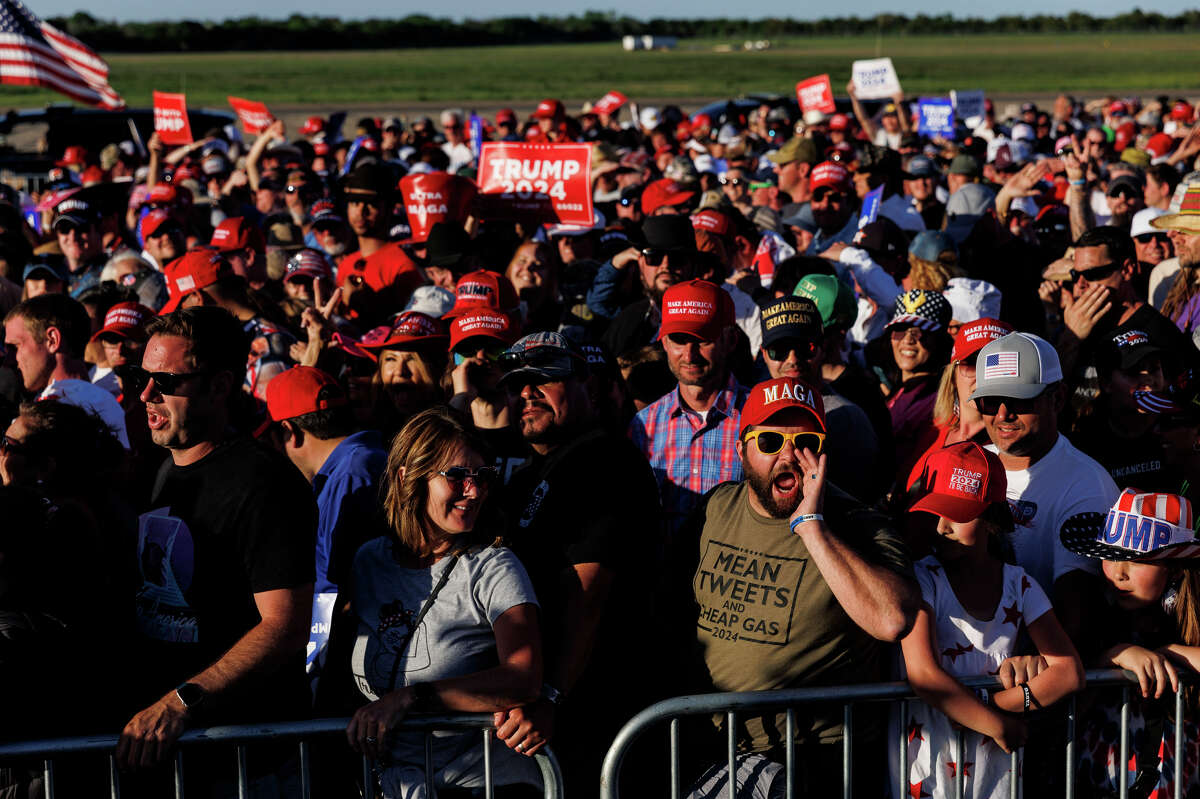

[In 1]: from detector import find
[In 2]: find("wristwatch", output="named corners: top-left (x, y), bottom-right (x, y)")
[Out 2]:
top-left (174, 682), bottom-right (207, 711)
top-left (541, 683), bottom-right (564, 706)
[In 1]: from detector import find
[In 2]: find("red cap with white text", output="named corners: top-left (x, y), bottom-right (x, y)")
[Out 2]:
top-left (739, 377), bottom-right (826, 437)
top-left (909, 441), bottom-right (1008, 523)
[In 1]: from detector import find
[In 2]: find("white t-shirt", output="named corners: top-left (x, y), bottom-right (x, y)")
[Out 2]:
top-left (986, 434), bottom-right (1117, 593)
top-left (38, 378), bottom-right (130, 449)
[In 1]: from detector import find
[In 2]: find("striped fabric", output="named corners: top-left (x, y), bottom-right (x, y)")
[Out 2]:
top-left (0, 0), bottom-right (123, 108)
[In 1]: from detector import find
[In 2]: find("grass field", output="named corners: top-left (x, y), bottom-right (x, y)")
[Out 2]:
top-left (0, 32), bottom-right (1197, 110)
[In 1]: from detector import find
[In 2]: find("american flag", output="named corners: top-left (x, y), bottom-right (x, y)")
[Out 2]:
top-left (0, 0), bottom-right (123, 108)
top-left (983, 351), bottom-right (1020, 380)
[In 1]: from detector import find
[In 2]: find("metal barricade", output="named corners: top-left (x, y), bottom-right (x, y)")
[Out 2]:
top-left (600, 669), bottom-right (1186, 799)
top-left (0, 714), bottom-right (564, 799)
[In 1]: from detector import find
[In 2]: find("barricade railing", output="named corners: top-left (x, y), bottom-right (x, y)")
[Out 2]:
top-left (0, 714), bottom-right (564, 799)
top-left (600, 668), bottom-right (1185, 799)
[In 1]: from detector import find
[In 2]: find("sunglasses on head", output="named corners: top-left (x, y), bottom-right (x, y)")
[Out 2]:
top-left (114, 364), bottom-right (210, 397)
top-left (437, 466), bottom-right (499, 488)
top-left (498, 346), bottom-right (581, 372)
top-left (764, 339), bottom-right (818, 362)
top-left (743, 430), bottom-right (825, 456)
top-left (1068, 262), bottom-right (1120, 283)
top-left (974, 391), bottom-right (1045, 417)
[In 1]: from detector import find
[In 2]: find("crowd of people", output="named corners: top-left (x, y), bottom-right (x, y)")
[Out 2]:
top-left (0, 89), bottom-right (1198, 798)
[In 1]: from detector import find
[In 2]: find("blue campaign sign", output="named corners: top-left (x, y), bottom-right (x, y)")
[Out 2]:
top-left (859, 185), bottom-right (883, 228)
top-left (469, 113), bottom-right (484, 159)
top-left (917, 98), bottom-right (956, 137)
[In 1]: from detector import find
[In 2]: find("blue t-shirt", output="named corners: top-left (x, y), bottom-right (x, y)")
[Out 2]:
top-left (313, 430), bottom-right (388, 596)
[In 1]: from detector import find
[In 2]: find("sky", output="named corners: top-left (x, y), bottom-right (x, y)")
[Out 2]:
top-left (32, 0), bottom-right (1200, 22)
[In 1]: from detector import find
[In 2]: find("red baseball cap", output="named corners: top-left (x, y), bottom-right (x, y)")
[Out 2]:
top-left (264, 366), bottom-right (347, 422)
top-left (1146, 133), bottom-right (1174, 161)
top-left (160, 249), bottom-right (229, 314)
top-left (828, 113), bottom-right (849, 131)
top-left (147, 182), bottom-right (177, 206)
top-left (739, 377), bottom-right (827, 438)
top-left (444, 270), bottom-right (519, 319)
top-left (448, 308), bottom-right (518, 351)
top-left (210, 217), bottom-right (266, 254)
top-left (55, 145), bottom-right (87, 168)
top-left (909, 441), bottom-right (1008, 523)
top-left (657, 279), bottom-right (735, 343)
top-left (90, 301), bottom-right (154, 343)
top-left (496, 108), bottom-right (517, 125)
top-left (300, 116), bottom-right (325, 136)
top-left (691, 209), bottom-right (732, 237)
top-left (641, 179), bottom-right (696, 216)
top-left (359, 311), bottom-right (447, 351)
top-left (141, 208), bottom-right (177, 239)
top-left (1171, 101), bottom-right (1195, 121)
top-left (952, 318), bottom-right (1014, 363)
top-left (810, 161), bottom-right (850, 193)
top-left (533, 99), bottom-right (564, 119)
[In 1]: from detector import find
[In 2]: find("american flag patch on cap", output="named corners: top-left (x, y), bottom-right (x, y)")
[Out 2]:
top-left (983, 352), bottom-right (1019, 380)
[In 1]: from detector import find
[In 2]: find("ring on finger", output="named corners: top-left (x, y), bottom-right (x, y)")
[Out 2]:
top-left (515, 742), bottom-right (525, 752)
top-left (366, 736), bottom-right (377, 744)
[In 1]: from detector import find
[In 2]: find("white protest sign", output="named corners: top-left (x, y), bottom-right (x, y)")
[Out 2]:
top-left (851, 58), bottom-right (901, 100)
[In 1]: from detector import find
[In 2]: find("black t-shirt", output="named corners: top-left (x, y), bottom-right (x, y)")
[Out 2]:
top-left (1072, 409), bottom-right (1190, 496)
top-left (502, 429), bottom-right (663, 702)
top-left (132, 437), bottom-right (316, 723)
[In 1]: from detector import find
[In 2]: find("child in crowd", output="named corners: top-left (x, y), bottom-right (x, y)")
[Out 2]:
top-left (1061, 489), bottom-right (1200, 797)
top-left (893, 441), bottom-right (1084, 798)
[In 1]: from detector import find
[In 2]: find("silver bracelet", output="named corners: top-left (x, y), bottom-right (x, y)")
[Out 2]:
top-left (790, 514), bottom-right (824, 533)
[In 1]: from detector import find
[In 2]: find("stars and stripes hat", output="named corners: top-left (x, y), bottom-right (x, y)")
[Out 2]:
top-left (885, 289), bottom-right (951, 332)
top-left (1061, 489), bottom-right (1200, 562)
top-left (969, 332), bottom-right (1063, 402)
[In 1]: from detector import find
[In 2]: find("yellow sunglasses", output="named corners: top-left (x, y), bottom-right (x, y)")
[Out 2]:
top-left (743, 430), bottom-right (825, 455)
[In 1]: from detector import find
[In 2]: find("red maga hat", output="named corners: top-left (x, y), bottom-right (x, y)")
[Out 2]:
top-left (210, 217), bottom-right (266, 254)
top-left (449, 308), bottom-right (518, 351)
top-left (739, 377), bottom-right (827, 438)
top-left (160, 249), bottom-right (229, 314)
top-left (444, 270), bottom-right (519, 319)
top-left (952, 318), bottom-right (1014, 363)
top-left (359, 311), bottom-right (447, 351)
top-left (657, 279), bottom-right (735, 343)
top-left (90, 302), bottom-right (154, 343)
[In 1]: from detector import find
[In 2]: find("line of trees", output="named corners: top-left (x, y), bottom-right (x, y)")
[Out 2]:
top-left (49, 9), bottom-right (1200, 52)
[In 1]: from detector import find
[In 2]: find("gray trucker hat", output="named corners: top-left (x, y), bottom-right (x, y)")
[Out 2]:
top-left (969, 332), bottom-right (1064, 402)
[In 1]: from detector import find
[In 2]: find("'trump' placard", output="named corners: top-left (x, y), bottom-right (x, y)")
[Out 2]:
top-left (153, 91), bottom-right (192, 145)
top-left (593, 91), bottom-right (628, 116)
top-left (476, 143), bottom-right (592, 225)
top-left (917, 98), bottom-right (956, 137)
top-left (227, 96), bottom-right (273, 135)
top-left (851, 58), bottom-right (902, 100)
top-left (796, 74), bottom-right (836, 114)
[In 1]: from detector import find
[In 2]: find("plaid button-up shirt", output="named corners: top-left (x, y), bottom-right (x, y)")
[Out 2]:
top-left (629, 375), bottom-right (749, 536)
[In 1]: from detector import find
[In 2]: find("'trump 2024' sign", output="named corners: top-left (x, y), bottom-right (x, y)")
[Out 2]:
top-left (476, 143), bottom-right (592, 225)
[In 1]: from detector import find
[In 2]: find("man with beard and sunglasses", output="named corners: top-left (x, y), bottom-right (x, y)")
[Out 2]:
top-left (597, 215), bottom-right (698, 360)
top-left (495, 331), bottom-right (662, 798)
top-left (759, 296), bottom-right (882, 502)
top-left (664, 376), bottom-right (917, 798)
top-left (115, 306), bottom-right (314, 795)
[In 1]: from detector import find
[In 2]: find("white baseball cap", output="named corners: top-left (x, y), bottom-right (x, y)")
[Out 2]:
top-left (1130, 207), bottom-right (1167, 238)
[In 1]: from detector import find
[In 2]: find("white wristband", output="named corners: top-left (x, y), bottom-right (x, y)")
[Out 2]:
top-left (790, 514), bottom-right (824, 533)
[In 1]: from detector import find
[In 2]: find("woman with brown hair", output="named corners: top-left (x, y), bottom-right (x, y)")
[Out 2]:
top-left (344, 406), bottom-right (544, 797)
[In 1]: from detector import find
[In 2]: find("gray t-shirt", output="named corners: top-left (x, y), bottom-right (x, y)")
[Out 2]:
top-left (351, 538), bottom-right (539, 702)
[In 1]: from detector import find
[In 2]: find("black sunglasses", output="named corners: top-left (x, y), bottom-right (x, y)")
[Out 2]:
top-left (974, 391), bottom-right (1046, 417)
top-left (764, 339), bottom-right (818, 362)
top-left (114, 364), bottom-right (210, 397)
top-left (437, 466), bottom-right (499, 487)
top-left (1135, 232), bottom-right (1170, 245)
top-left (1068, 262), bottom-right (1120, 283)
top-left (641, 248), bottom-right (672, 266)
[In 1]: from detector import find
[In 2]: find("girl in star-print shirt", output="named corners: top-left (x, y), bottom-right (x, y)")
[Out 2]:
top-left (889, 442), bottom-right (1085, 799)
